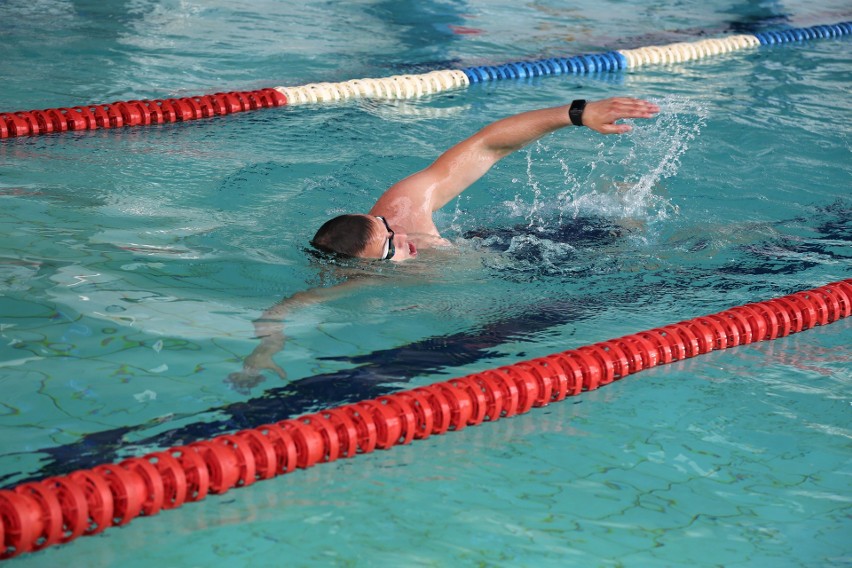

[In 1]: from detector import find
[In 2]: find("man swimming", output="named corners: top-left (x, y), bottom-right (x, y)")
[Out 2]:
top-left (230, 96), bottom-right (660, 388)
top-left (310, 97), bottom-right (660, 262)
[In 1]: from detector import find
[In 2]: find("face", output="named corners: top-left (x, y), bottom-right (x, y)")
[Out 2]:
top-left (363, 216), bottom-right (417, 261)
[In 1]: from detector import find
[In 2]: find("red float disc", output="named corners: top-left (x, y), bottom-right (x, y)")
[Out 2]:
top-left (495, 366), bottom-right (538, 411)
top-left (562, 349), bottom-right (602, 391)
top-left (253, 423), bottom-right (298, 474)
top-left (320, 408), bottom-right (360, 457)
top-left (620, 333), bottom-right (660, 370)
top-left (177, 98), bottom-right (203, 120)
top-left (13, 481), bottom-right (63, 549)
top-left (515, 360), bottom-right (555, 406)
top-left (120, 458), bottom-right (166, 516)
top-left (91, 465), bottom-right (146, 526)
top-left (636, 330), bottom-right (673, 364)
top-left (15, 112), bottom-right (39, 135)
top-left (449, 378), bottom-right (488, 426)
top-left (86, 105), bottom-right (110, 129)
top-left (534, 356), bottom-right (570, 401)
top-left (56, 108), bottom-right (85, 131)
top-left (547, 354), bottom-right (584, 396)
top-left (233, 430), bottom-right (278, 480)
top-left (765, 300), bottom-right (793, 337)
top-left (609, 337), bottom-right (646, 374)
top-left (785, 293), bottom-right (819, 329)
top-left (577, 345), bottom-right (616, 386)
top-left (824, 283), bottom-right (851, 319)
top-left (377, 395), bottom-right (417, 445)
top-left (143, 452), bottom-right (188, 509)
top-left (0, 490), bottom-right (43, 558)
top-left (215, 436), bottom-right (259, 487)
top-left (357, 400), bottom-right (404, 448)
top-left (279, 419), bottom-right (326, 467)
top-left (189, 96), bottom-right (215, 118)
top-left (433, 382), bottom-right (475, 429)
top-left (132, 100), bottom-right (163, 124)
top-left (4, 113), bottom-right (33, 136)
top-left (169, 447), bottom-right (210, 501)
top-left (730, 305), bottom-right (768, 341)
top-left (213, 92), bottom-right (245, 113)
top-left (189, 441), bottom-right (240, 494)
top-left (41, 477), bottom-right (89, 543)
top-left (393, 390), bottom-right (435, 439)
top-left (773, 297), bottom-right (805, 334)
top-left (261, 87), bottom-right (288, 106)
top-left (298, 414), bottom-right (342, 462)
top-left (718, 309), bottom-right (754, 345)
top-left (411, 386), bottom-right (452, 434)
top-left (67, 106), bottom-right (98, 129)
top-left (480, 369), bottom-right (520, 417)
top-left (698, 316), bottom-right (731, 349)
top-left (750, 302), bottom-right (781, 339)
top-left (68, 470), bottom-right (114, 534)
top-left (26, 111), bottom-right (54, 134)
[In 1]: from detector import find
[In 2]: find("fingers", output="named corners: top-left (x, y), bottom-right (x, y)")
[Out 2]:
top-left (601, 97), bottom-right (660, 116)
top-left (272, 365), bottom-right (288, 380)
top-left (582, 97), bottom-right (659, 135)
top-left (598, 123), bottom-right (632, 135)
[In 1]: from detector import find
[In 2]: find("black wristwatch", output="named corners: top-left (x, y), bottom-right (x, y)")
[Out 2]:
top-left (569, 99), bottom-right (587, 126)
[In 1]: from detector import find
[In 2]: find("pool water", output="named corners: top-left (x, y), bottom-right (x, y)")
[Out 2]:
top-left (1, 0), bottom-right (850, 566)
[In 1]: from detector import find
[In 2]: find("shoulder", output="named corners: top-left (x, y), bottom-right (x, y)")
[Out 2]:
top-left (369, 175), bottom-right (440, 235)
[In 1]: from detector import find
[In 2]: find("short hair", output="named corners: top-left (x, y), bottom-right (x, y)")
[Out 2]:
top-left (311, 214), bottom-right (376, 258)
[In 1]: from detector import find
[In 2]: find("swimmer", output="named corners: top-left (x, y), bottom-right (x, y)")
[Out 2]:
top-left (311, 97), bottom-right (659, 261)
top-left (229, 97), bottom-right (660, 389)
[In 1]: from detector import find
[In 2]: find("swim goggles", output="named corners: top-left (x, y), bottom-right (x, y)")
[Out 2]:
top-left (376, 216), bottom-right (395, 260)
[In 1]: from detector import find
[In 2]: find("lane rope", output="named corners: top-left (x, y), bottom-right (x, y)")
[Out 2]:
top-left (0, 22), bottom-right (849, 139)
top-left (1, 279), bottom-right (849, 558)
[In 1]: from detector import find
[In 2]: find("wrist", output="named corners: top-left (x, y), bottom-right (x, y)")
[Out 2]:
top-left (257, 333), bottom-right (285, 348)
top-left (568, 99), bottom-right (587, 127)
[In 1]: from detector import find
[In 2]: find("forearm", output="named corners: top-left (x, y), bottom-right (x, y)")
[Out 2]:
top-left (475, 104), bottom-right (573, 158)
top-left (251, 276), bottom-right (373, 342)
top-left (476, 97), bottom-right (661, 157)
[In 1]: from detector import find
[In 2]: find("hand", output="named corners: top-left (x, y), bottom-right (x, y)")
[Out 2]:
top-left (581, 97), bottom-right (660, 134)
top-left (224, 369), bottom-right (268, 395)
top-left (243, 349), bottom-right (288, 380)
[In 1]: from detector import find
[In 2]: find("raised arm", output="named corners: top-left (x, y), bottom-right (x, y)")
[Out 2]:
top-left (370, 97), bottom-right (659, 230)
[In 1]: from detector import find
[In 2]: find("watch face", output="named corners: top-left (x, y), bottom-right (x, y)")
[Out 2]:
top-left (569, 100), bottom-right (586, 126)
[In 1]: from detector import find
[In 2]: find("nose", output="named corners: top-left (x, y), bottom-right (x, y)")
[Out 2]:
top-left (392, 232), bottom-right (412, 260)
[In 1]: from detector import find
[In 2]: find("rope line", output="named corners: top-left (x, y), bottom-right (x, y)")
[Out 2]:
top-left (1, 279), bottom-right (849, 558)
top-left (0, 22), bottom-right (848, 138)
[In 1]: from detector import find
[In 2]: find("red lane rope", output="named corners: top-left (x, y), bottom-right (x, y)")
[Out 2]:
top-left (0, 88), bottom-right (287, 139)
top-left (1, 279), bottom-right (849, 558)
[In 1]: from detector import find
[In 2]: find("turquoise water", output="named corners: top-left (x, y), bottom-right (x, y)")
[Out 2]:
top-left (1, 0), bottom-right (851, 566)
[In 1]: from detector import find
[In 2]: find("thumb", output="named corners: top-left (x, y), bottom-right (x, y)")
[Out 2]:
top-left (594, 123), bottom-right (632, 135)
top-left (271, 364), bottom-right (288, 380)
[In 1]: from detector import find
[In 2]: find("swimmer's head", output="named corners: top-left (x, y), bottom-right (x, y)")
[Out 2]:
top-left (311, 214), bottom-right (417, 261)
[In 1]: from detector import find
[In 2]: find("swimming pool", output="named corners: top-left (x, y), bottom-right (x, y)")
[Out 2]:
top-left (1, 0), bottom-right (850, 565)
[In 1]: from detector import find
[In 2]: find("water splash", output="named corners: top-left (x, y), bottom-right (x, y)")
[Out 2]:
top-left (469, 96), bottom-right (709, 280)
top-left (508, 95), bottom-right (709, 226)
top-left (616, 95), bottom-right (709, 219)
